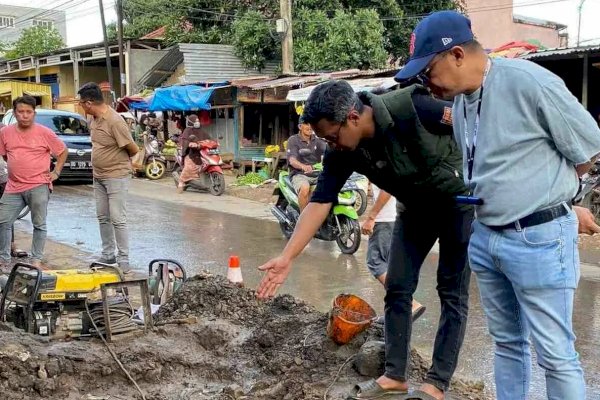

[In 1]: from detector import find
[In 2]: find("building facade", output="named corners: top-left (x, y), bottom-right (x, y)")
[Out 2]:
top-left (466, 0), bottom-right (568, 50)
top-left (0, 4), bottom-right (67, 44)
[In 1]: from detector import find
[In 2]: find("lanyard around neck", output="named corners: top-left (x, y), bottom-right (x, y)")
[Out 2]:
top-left (463, 58), bottom-right (492, 187)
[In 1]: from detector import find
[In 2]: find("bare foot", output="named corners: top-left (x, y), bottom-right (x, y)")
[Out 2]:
top-left (412, 300), bottom-right (423, 313)
top-left (176, 186), bottom-right (184, 194)
top-left (375, 375), bottom-right (409, 392)
top-left (418, 383), bottom-right (444, 400)
top-left (31, 259), bottom-right (42, 268)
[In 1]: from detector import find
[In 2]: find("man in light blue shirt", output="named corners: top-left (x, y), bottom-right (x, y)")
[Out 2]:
top-left (396, 11), bottom-right (600, 400)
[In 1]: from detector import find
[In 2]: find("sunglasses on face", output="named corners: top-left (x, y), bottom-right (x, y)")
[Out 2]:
top-left (416, 51), bottom-right (450, 84)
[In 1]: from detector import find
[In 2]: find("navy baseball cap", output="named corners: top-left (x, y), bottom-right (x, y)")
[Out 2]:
top-left (395, 11), bottom-right (474, 82)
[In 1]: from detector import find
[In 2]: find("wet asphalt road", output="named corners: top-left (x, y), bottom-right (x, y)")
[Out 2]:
top-left (14, 184), bottom-right (600, 399)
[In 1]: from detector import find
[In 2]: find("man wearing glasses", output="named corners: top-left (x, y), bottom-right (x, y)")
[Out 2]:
top-left (257, 79), bottom-right (472, 400)
top-left (395, 11), bottom-right (600, 400)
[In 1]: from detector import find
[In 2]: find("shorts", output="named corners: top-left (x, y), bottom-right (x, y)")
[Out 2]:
top-left (366, 221), bottom-right (395, 278)
top-left (291, 174), bottom-right (318, 193)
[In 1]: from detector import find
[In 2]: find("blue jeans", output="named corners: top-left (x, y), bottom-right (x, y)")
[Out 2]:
top-left (469, 209), bottom-right (585, 400)
top-left (0, 184), bottom-right (50, 262)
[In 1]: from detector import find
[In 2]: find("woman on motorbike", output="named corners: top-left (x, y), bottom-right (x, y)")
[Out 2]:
top-left (176, 114), bottom-right (212, 193)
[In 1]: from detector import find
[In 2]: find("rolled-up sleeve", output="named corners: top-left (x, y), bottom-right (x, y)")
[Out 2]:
top-left (538, 80), bottom-right (600, 164)
top-left (310, 149), bottom-right (353, 204)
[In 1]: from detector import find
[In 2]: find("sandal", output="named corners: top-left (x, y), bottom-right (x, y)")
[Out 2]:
top-left (373, 306), bottom-right (427, 326)
top-left (412, 305), bottom-right (426, 322)
top-left (347, 379), bottom-right (408, 399)
top-left (400, 389), bottom-right (445, 400)
top-left (11, 249), bottom-right (27, 258)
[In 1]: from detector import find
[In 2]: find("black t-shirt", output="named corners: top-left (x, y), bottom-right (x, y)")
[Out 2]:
top-left (310, 91), bottom-right (455, 206)
top-left (286, 133), bottom-right (327, 176)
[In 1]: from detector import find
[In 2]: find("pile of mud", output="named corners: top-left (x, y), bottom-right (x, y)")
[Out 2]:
top-left (0, 273), bottom-right (488, 399)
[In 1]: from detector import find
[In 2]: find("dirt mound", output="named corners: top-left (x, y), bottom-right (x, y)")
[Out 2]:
top-left (0, 273), bottom-right (489, 399)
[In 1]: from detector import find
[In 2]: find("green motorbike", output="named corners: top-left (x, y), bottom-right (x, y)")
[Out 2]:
top-left (271, 169), bottom-right (361, 254)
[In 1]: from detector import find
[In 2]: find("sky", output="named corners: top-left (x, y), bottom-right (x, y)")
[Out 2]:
top-left (0, 0), bottom-right (599, 47)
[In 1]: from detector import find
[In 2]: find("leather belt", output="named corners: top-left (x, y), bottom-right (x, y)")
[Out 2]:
top-left (487, 203), bottom-right (571, 231)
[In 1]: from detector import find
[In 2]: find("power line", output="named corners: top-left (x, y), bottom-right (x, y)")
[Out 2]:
top-left (4, 0), bottom-right (575, 32)
top-left (121, 0), bottom-right (573, 23)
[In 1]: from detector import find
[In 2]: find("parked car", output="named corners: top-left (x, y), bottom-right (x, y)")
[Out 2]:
top-left (2, 109), bottom-right (92, 182)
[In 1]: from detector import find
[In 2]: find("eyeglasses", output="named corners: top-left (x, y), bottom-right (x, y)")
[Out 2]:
top-left (320, 122), bottom-right (344, 146)
top-left (416, 51), bottom-right (449, 84)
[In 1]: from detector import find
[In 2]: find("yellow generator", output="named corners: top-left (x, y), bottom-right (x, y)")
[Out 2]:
top-left (0, 263), bottom-right (122, 337)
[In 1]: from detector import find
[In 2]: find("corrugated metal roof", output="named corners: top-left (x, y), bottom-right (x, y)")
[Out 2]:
top-left (286, 76), bottom-right (397, 101)
top-left (137, 46), bottom-right (184, 88)
top-left (179, 43), bottom-right (278, 83)
top-left (521, 45), bottom-right (600, 60)
top-left (244, 75), bottom-right (322, 90)
top-left (141, 26), bottom-right (166, 40)
top-left (512, 14), bottom-right (567, 30)
top-left (235, 68), bottom-right (398, 90)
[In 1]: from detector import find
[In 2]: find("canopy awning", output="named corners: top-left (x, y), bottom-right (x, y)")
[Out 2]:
top-left (23, 90), bottom-right (49, 97)
top-left (286, 77), bottom-right (398, 102)
top-left (148, 84), bottom-right (226, 112)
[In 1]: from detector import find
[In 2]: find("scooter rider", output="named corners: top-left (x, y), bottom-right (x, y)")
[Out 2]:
top-left (286, 116), bottom-right (327, 211)
top-left (177, 115), bottom-right (211, 193)
top-left (257, 80), bottom-right (472, 400)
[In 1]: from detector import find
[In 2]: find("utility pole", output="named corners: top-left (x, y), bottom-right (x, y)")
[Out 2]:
top-left (98, 0), bottom-right (114, 91)
top-left (279, 0), bottom-right (294, 74)
top-left (116, 0), bottom-right (126, 97)
top-left (577, 0), bottom-right (586, 47)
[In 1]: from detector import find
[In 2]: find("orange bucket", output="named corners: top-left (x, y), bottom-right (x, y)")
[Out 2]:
top-left (327, 294), bottom-right (377, 345)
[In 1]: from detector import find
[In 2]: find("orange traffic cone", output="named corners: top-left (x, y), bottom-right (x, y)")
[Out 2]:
top-left (227, 255), bottom-right (243, 287)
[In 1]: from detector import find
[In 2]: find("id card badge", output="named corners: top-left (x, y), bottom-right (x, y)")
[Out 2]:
top-left (455, 195), bottom-right (484, 205)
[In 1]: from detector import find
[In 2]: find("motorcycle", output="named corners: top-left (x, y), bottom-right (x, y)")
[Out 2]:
top-left (171, 139), bottom-right (226, 196)
top-left (132, 130), bottom-right (167, 180)
top-left (574, 160), bottom-right (600, 223)
top-left (271, 170), bottom-right (361, 254)
top-left (343, 172), bottom-right (369, 216)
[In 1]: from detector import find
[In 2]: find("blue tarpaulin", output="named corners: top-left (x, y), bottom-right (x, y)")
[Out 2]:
top-left (148, 84), bottom-right (225, 112)
top-left (129, 100), bottom-right (150, 110)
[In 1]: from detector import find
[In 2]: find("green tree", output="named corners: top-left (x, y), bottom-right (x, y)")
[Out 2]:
top-left (355, 0), bottom-right (464, 62)
top-left (113, 0), bottom-right (462, 71)
top-left (292, 8), bottom-right (387, 71)
top-left (231, 11), bottom-right (277, 71)
top-left (5, 26), bottom-right (65, 59)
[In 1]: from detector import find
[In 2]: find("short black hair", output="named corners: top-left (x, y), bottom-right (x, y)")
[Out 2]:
top-left (13, 95), bottom-right (36, 111)
top-left (462, 39), bottom-right (483, 51)
top-left (77, 82), bottom-right (104, 103)
top-left (303, 80), bottom-right (364, 125)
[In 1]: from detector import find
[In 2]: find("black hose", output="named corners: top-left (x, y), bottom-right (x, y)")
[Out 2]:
top-left (86, 296), bottom-right (139, 335)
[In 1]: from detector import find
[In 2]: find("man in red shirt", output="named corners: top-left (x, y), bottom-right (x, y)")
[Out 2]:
top-left (0, 96), bottom-right (67, 270)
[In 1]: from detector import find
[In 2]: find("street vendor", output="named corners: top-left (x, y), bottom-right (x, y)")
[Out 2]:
top-left (176, 115), bottom-right (211, 194)
top-left (286, 116), bottom-right (327, 211)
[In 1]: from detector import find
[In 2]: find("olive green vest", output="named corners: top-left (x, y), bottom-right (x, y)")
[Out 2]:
top-left (375, 86), bottom-right (467, 196)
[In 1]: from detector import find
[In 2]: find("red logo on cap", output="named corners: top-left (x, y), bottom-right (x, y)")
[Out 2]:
top-left (409, 33), bottom-right (416, 56)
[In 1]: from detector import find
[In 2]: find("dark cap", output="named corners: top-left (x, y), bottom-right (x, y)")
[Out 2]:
top-left (395, 11), bottom-right (474, 82)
